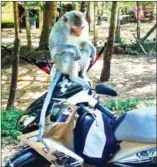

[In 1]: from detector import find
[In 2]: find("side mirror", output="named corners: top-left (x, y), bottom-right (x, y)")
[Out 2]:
top-left (95, 84), bottom-right (117, 96)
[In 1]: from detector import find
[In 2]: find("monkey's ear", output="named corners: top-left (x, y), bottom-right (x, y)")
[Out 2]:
top-left (63, 15), bottom-right (68, 22)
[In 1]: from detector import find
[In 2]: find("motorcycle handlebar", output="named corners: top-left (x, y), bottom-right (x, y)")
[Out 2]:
top-left (95, 104), bottom-right (117, 120)
top-left (79, 103), bottom-right (117, 120)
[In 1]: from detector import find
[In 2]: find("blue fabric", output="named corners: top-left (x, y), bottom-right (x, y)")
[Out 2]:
top-left (74, 110), bottom-right (118, 166)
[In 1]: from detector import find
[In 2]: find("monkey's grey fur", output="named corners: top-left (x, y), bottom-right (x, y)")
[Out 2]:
top-left (49, 10), bottom-right (96, 87)
top-left (38, 11), bottom-right (96, 144)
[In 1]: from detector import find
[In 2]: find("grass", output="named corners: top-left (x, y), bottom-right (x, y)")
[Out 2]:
top-left (105, 98), bottom-right (156, 116)
top-left (1, 109), bottom-right (23, 145)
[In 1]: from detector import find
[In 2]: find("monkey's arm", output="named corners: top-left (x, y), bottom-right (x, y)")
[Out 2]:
top-left (69, 61), bottom-right (90, 88)
top-left (50, 44), bottom-right (82, 61)
top-left (81, 41), bottom-right (96, 62)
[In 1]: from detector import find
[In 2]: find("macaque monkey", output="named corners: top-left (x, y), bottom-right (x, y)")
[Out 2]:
top-left (38, 11), bottom-right (96, 144)
top-left (49, 10), bottom-right (96, 87)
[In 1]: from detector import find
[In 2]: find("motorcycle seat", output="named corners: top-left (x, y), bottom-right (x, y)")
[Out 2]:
top-left (115, 106), bottom-right (156, 143)
top-left (109, 141), bottom-right (156, 163)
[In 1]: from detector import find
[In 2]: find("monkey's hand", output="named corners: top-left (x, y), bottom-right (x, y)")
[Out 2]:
top-left (70, 46), bottom-right (81, 61)
top-left (90, 46), bottom-right (96, 63)
top-left (81, 41), bottom-right (96, 63)
top-left (51, 44), bottom-right (81, 61)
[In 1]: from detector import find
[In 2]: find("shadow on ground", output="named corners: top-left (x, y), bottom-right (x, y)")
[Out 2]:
top-left (2, 54), bottom-right (156, 110)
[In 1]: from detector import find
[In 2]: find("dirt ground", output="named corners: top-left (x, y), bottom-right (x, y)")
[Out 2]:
top-left (2, 54), bottom-right (156, 110)
top-left (1, 144), bottom-right (21, 167)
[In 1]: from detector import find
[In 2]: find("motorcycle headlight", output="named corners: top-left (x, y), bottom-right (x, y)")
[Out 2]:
top-left (117, 147), bottom-right (157, 163)
top-left (17, 115), bottom-right (36, 130)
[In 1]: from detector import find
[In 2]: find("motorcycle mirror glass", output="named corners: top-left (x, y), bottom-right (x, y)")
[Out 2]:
top-left (17, 115), bottom-right (36, 130)
top-left (95, 84), bottom-right (117, 96)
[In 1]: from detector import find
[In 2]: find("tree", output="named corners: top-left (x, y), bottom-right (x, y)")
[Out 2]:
top-left (80, 1), bottom-right (91, 31)
top-left (136, 1), bottom-right (140, 39)
top-left (80, 1), bottom-right (88, 13)
top-left (24, 2), bottom-right (32, 49)
top-left (39, 1), bottom-right (57, 50)
top-left (100, 2), bottom-right (117, 82)
top-left (93, 2), bottom-right (98, 45)
top-left (115, 8), bottom-right (121, 43)
top-left (86, 2), bottom-right (91, 31)
top-left (101, 2), bottom-right (105, 16)
top-left (39, 6), bottom-right (43, 33)
top-left (6, 2), bottom-right (20, 110)
top-left (18, 3), bottom-right (25, 33)
top-left (141, 23), bottom-right (157, 42)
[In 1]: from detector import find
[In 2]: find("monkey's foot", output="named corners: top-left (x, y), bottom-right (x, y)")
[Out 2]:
top-left (88, 80), bottom-right (93, 88)
top-left (37, 135), bottom-right (50, 151)
top-left (37, 134), bottom-right (43, 142)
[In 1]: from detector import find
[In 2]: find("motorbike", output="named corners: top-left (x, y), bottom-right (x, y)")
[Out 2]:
top-left (5, 45), bottom-right (157, 167)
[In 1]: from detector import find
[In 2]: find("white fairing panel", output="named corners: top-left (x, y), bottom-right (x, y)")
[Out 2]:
top-left (115, 106), bottom-right (156, 143)
top-left (83, 109), bottom-right (106, 158)
top-left (67, 89), bottom-right (91, 105)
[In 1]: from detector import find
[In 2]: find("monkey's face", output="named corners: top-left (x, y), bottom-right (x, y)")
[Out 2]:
top-left (63, 11), bottom-right (86, 37)
top-left (71, 26), bottom-right (84, 37)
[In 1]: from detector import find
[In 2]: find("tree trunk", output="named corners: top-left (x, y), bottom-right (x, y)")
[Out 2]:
top-left (141, 23), bottom-right (157, 42)
top-left (86, 2), bottom-right (91, 31)
top-left (39, 1), bottom-right (57, 50)
top-left (80, 1), bottom-right (88, 14)
top-left (24, 2), bottom-right (32, 49)
top-left (6, 2), bottom-right (20, 110)
top-left (101, 2), bottom-right (105, 16)
top-left (115, 8), bottom-right (121, 43)
top-left (136, 2), bottom-right (140, 39)
top-left (100, 2), bottom-right (117, 82)
top-left (93, 2), bottom-right (98, 45)
top-left (39, 5), bottom-right (43, 34)
top-left (18, 4), bottom-right (23, 33)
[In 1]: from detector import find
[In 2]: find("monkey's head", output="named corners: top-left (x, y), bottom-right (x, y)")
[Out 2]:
top-left (63, 11), bottom-right (87, 37)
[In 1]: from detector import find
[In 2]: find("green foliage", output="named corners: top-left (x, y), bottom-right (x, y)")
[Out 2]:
top-left (102, 2), bottom-right (112, 17)
top-left (118, 1), bottom-right (135, 8)
top-left (140, 1), bottom-right (156, 7)
top-left (21, 1), bottom-right (44, 10)
top-left (105, 98), bottom-right (156, 115)
top-left (119, 39), bottom-right (156, 55)
top-left (1, 109), bottom-right (23, 145)
top-left (130, 40), bottom-right (156, 53)
top-left (118, 1), bottom-right (155, 8)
